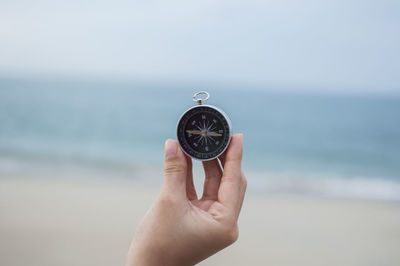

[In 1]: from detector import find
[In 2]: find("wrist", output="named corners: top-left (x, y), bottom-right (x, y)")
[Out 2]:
top-left (127, 246), bottom-right (193, 266)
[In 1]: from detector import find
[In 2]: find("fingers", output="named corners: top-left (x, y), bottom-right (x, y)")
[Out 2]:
top-left (163, 139), bottom-right (188, 198)
top-left (201, 159), bottom-right (222, 200)
top-left (185, 155), bottom-right (198, 200)
top-left (222, 134), bottom-right (242, 176)
top-left (218, 134), bottom-right (247, 216)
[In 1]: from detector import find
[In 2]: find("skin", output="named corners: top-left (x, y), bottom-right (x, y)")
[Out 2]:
top-left (126, 134), bottom-right (247, 266)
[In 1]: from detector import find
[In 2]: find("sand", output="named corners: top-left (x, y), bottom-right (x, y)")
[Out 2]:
top-left (1, 175), bottom-right (400, 266)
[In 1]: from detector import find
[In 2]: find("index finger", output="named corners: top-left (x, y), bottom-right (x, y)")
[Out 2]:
top-left (217, 134), bottom-right (246, 216)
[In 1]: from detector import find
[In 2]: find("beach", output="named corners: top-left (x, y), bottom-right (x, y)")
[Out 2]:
top-left (1, 174), bottom-right (399, 266)
top-left (2, 0), bottom-right (400, 264)
top-left (1, 78), bottom-right (400, 265)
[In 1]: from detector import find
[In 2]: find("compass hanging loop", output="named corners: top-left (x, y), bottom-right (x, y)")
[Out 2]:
top-left (193, 91), bottom-right (210, 105)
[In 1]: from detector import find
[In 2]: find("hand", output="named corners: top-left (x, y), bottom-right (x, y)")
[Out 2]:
top-left (126, 134), bottom-right (247, 266)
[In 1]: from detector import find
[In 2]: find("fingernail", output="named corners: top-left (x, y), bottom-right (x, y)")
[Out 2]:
top-left (165, 139), bottom-right (178, 159)
top-left (235, 133), bottom-right (243, 148)
top-left (235, 133), bottom-right (243, 141)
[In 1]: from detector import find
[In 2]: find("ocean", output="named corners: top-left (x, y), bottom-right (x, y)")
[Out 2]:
top-left (1, 76), bottom-right (400, 200)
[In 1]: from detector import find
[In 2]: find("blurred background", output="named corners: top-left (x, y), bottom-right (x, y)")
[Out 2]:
top-left (1, 1), bottom-right (399, 266)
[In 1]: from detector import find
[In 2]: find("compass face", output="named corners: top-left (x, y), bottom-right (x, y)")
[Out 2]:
top-left (177, 105), bottom-right (231, 161)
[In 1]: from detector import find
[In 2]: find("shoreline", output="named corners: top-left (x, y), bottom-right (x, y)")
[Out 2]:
top-left (1, 159), bottom-right (400, 202)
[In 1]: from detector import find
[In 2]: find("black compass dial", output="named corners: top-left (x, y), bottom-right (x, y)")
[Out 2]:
top-left (177, 106), bottom-right (231, 160)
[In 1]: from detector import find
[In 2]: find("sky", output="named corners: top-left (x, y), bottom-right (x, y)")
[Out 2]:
top-left (0, 0), bottom-right (399, 92)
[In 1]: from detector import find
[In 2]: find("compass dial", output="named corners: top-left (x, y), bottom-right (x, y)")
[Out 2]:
top-left (177, 105), bottom-right (231, 160)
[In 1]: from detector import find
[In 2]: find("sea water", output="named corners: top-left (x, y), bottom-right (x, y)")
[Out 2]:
top-left (1, 76), bottom-right (399, 200)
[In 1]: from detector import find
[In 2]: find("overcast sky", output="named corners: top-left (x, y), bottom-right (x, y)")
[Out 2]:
top-left (0, 0), bottom-right (399, 92)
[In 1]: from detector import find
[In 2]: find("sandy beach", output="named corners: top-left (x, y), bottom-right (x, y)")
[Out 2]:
top-left (1, 175), bottom-right (400, 266)
top-left (2, 0), bottom-right (400, 265)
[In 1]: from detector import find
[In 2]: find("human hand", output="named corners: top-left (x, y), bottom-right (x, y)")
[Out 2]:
top-left (126, 134), bottom-right (247, 266)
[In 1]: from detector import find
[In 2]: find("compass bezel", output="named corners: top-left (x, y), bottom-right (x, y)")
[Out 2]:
top-left (176, 104), bottom-right (232, 161)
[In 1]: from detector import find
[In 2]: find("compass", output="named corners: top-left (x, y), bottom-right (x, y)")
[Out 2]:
top-left (177, 91), bottom-right (232, 161)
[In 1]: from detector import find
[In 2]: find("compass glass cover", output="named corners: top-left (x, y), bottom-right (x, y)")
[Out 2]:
top-left (177, 106), bottom-right (230, 160)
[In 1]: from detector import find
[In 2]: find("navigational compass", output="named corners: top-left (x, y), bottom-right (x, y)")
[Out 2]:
top-left (177, 91), bottom-right (232, 161)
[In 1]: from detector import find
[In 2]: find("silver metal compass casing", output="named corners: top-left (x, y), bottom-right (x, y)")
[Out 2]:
top-left (176, 103), bottom-right (232, 161)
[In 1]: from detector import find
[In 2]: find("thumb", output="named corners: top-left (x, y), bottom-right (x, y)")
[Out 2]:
top-left (163, 139), bottom-right (187, 196)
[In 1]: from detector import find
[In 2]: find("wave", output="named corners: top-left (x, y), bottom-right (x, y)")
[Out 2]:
top-left (248, 171), bottom-right (400, 201)
top-left (1, 156), bottom-right (399, 202)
